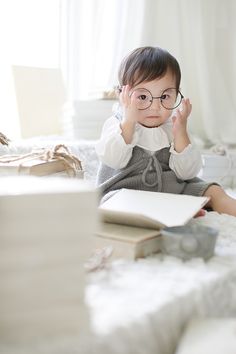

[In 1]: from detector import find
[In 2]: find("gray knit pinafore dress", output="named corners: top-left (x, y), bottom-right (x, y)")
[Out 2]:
top-left (96, 144), bottom-right (216, 202)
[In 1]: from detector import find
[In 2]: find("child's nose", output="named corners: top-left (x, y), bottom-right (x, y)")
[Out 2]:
top-left (150, 98), bottom-right (162, 110)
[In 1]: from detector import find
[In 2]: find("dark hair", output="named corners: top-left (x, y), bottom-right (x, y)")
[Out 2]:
top-left (118, 46), bottom-right (181, 90)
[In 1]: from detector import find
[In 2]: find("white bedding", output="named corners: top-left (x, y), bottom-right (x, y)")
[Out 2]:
top-left (85, 211), bottom-right (236, 354)
top-left (1, 138), bottom-right (236, 354)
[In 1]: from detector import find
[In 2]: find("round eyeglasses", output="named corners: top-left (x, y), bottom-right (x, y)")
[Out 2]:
top-left (129, 88), bottom-right (184, 110)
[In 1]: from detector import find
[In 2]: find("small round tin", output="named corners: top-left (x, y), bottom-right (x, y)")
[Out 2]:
top-left (161, 223), bottom-right (218, 260)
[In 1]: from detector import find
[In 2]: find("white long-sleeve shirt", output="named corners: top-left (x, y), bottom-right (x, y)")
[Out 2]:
top-left (95, 116), bottom-right (202, 180)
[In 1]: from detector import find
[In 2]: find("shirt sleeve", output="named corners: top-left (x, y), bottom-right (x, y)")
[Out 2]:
top-left (169, 142), bottom-right (203, 180)
top-left (95, 116), bottom-right (135, 169)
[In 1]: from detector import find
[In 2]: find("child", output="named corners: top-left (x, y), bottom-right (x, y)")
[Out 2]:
top-left (96, 46), bottom-right (236, 217)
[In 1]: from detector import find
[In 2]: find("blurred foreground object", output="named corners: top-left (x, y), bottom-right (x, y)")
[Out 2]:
top-left (0, 176), bottom-right (98, 352)
top-left (176, 318), bottom-right (236, 354)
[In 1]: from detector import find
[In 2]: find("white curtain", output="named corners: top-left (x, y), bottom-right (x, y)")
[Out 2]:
top-left (176, 0), bottom-right (236, 145)
top-left (60, 0), bottom-right (145, 100)
top-left (60, 0), bottom-right (236, 145)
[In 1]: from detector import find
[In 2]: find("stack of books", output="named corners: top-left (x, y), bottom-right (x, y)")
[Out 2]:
top-left (0, 176), bottom-right (98, 347)
top-left (95, 189), bottom-right (209, 260)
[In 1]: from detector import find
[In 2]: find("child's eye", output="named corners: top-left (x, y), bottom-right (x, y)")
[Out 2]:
top-left (138, 94), bottom-right (148, 101)
top-left (161, 94), bottom-right (170, 100)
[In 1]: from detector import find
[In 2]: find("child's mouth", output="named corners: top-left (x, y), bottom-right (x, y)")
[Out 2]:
top-left (141, 116), bottom-right (161, 128)
top-left (145, 116), bottom-right (161, 120)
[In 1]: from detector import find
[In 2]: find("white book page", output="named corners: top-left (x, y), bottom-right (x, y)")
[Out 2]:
top-left (99, 189), bottom-right (209, 228)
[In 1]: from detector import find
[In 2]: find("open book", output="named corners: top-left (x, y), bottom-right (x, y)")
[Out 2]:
top-left (99, 188), bottom-right (209, 230)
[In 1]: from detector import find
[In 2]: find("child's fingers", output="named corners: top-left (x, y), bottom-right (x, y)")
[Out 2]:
top-left (184, 98), bottom-right (192, 116)
top-left (120, 85), bottom-right (131, 107)
top-left (194, 209), bottom-right (206, 218)
top-left (172, 115), bottom-right (177, 124)
top-left (180, 98), bottom-right (192, 117)
top-left (176, 99), bottom-right (192, 122)
top-left (130, 89), bottom-right (140, 106)
top-left (173, 108), bottom-right (181, 120)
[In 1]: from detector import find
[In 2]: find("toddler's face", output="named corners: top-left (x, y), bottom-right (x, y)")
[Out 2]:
top-left (130, 70), bottom-right (177, 128)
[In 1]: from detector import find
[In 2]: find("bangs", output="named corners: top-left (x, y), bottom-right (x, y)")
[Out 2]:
top-left (131, 63), bottom-right (169, 87)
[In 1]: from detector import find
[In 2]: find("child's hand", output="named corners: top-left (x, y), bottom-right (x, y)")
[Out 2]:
top-left (119, 85), bottom-right (139, 144)
top-left (119, 85), bottom-right (139, 124)
top-left (171, 98), bottom-right (192, 153)
top-left (172, 98), bottom-right (192, 138)
top-left (194, 209), bottom-right (206, 218)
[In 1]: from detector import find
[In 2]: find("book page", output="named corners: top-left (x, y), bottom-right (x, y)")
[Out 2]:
top-left (99, 189), bottom-right (209, 229)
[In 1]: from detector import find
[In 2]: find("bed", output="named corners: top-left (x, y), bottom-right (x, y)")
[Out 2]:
top-left (1, 137), bottom-right (236, 354)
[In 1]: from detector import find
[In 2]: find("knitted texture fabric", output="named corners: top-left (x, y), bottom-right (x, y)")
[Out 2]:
top-left (96, 146), bottom-right (214, 201)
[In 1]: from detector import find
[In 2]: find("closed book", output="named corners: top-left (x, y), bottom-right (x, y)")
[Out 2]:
top-left (0, 158), bottom-right (83, 177)
top-left (99, 188), bottom-right (209, 230)
top-left (93, 222), bottom-right (161, 260)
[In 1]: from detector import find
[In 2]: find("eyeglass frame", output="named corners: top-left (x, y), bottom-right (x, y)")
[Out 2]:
top-left (118, 87), bottom-right (184, 111)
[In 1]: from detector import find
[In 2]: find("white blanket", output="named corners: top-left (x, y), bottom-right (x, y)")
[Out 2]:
top-left (85, 211), bottom-right (236, 354)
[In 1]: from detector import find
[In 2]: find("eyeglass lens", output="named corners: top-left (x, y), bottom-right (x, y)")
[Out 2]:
top-left (130, 88), bottom-right (182, 110)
